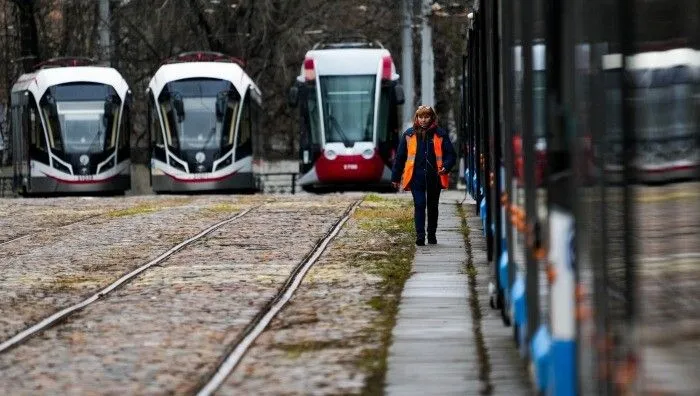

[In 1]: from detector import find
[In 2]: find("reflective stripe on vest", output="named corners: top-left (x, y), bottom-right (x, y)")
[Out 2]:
top-left (401, 133), bottom-right (450, 190)
top-left (401, 135), bottom-right (416, 190)
top-left (433, 135), bottom-right (450, 189)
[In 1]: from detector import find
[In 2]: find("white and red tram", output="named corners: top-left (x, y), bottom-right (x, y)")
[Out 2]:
top-left (289, 40), bottom-right (405, 192)
top-left (10, 58), bottom-right (132, 195)
top-left (147, 52), bottom-right (262, 193)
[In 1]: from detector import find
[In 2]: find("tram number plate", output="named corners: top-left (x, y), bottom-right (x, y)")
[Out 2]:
top-left (343, 164), bottom-right (359, 170)
top-left (77, 175), bottom-right (94, 182)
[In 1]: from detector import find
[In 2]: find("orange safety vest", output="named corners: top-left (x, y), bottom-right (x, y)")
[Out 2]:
top-left (400, 132), bottom-right (449, 190)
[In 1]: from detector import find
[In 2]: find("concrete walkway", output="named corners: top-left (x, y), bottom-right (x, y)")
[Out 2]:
top-left (385, 191), bottom-right (531, 395)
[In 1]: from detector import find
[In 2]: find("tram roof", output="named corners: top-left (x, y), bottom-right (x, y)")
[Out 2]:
top-left (11, 66), bottom-right (130, 99)
top-left (299, 47), bottom-right (399, 80)
top-left (148, 62), bottom-right (261, 100)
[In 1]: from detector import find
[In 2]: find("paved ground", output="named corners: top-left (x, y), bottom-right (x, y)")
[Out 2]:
top-left (385, 190), bottom-right (532, 395)
top-left (0, 193), bottom-right (416, 395)
top-left (1, 184), bottom-right (695, 394)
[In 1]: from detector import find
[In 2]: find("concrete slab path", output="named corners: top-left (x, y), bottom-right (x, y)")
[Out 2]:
top-left (385, 191), bottom-right (531, 395)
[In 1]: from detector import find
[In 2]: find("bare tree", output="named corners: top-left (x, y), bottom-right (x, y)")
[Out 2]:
top-left (0, 0), bottom-right (469, 161)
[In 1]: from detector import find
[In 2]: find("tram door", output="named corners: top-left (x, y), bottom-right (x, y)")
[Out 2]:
top-left (11, 91), bottom-right (29, 193)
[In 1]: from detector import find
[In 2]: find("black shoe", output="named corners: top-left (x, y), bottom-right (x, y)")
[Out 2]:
top-left (416, 239), bottom-right (425, 246)
top-left (428, 235), bottom-right (437, 244)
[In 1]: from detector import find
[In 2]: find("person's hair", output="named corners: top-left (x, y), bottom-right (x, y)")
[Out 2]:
top-left (413, 105), bottom-right (437, 128)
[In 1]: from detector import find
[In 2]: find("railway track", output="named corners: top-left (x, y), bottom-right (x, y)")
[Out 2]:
top-left (0, 196), bottom-right (365, 394)
top-left (0, 206), bottom-right (258, 354)
top-left (196, 199), bottom-right (361, 395)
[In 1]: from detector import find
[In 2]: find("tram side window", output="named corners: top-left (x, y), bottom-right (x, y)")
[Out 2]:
top-left (38, 96), bottom-right (62, 151)
top-left (160, 100), bottom-right (179, 149)
top-left (107, 101), bottom-right (119, 150)
top-left (251, 99), bottom-right (261, 146)
top-left (305, 87), bottom-right (321, 145)
top-left (28, 98), bottom-right (46, 151)
top-left (10, 99), bottom-right (21, 166)
top-left (149, 95), bottom-right (164, 147)
top-left (376, 87), bottom-right (390, 143)
top-left (224, 100), bottom-right (240, 146)
top-left (236, 95), bottom-right (253, 157)
top-left (10, 92), bottom-right (20, 140)
top-left (119, 105), bottom-right (131, 149)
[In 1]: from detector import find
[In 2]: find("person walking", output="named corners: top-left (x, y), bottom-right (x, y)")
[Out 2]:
top-left (392, 105), bottom-right (456, 246)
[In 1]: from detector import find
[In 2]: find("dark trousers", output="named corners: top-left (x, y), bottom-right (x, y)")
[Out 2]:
top-left (411, 187), bottom-right (441, 240)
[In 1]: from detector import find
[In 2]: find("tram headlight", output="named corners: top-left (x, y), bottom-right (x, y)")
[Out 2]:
top-left (79, 155), bottom-right (90, 166)
top-left (361, 148), bottom-right (375, 160)
top-left (324, 149), bottom-right (337, 160)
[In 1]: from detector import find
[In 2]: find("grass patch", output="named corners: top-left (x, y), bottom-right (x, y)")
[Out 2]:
top-left (277, 340), bottom-right (351, 359)
top-left (50, 274), bottom-right (110, 292)
top-left (355, 205), bottom-right (415, 237)
top-left (205, 203), bottom-right (245, 213)
top-left (105, 198), bottom-right (193, 218)
top-left (106, 203), bottom-right (160, 218)
top-left (363, 193), bottom-right (385, 203)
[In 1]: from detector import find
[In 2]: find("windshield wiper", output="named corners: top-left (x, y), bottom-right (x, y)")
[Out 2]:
top-left (328, 113), bottom-right (352, 147)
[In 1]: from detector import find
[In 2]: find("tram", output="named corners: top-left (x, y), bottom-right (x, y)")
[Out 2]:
top-left (464, 0), bottom-right (699, 394)
top-left (10, 58), bottom-right (132, 195)
top-left (147, 51), bottom-right (262, 193)
top-left (288, 39), bottom-right (405, 192)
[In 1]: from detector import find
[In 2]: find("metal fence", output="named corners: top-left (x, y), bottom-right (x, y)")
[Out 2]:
top-left (256, 172), bottom-right (299, 195)
top-left (0, 166), bottom-right (13, 197)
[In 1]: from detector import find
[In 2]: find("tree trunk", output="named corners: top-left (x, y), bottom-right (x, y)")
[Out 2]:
top-left (11, 0), bottom-right (39, 71)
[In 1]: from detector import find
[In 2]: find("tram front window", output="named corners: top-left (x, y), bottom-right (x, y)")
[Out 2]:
top-left (179, 97), bottom-right (220, 150)
top-left (59, 101), bottom-right (108, 153)
top-left (159, 78), bottom-right (239, 152)
top-left (41, 83), bottom-right (121, 154)
top-left (320, 75), bottom-right (375, 144)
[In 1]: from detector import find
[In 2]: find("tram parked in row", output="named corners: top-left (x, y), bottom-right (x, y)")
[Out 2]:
top-left (10, 58), bottom-right (132, 195)
top-left (288, 39), bottom-right (405, 192)
top-left (147, 51), bottom-right (262, 193)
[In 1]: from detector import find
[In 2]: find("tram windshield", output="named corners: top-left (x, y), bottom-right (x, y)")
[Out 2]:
top-left (40, 83), bottom-right (121, 154)
top-left (158, 78), bottom-right (240, 151)
top-left (320, 75), bottom-right (375, 144)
